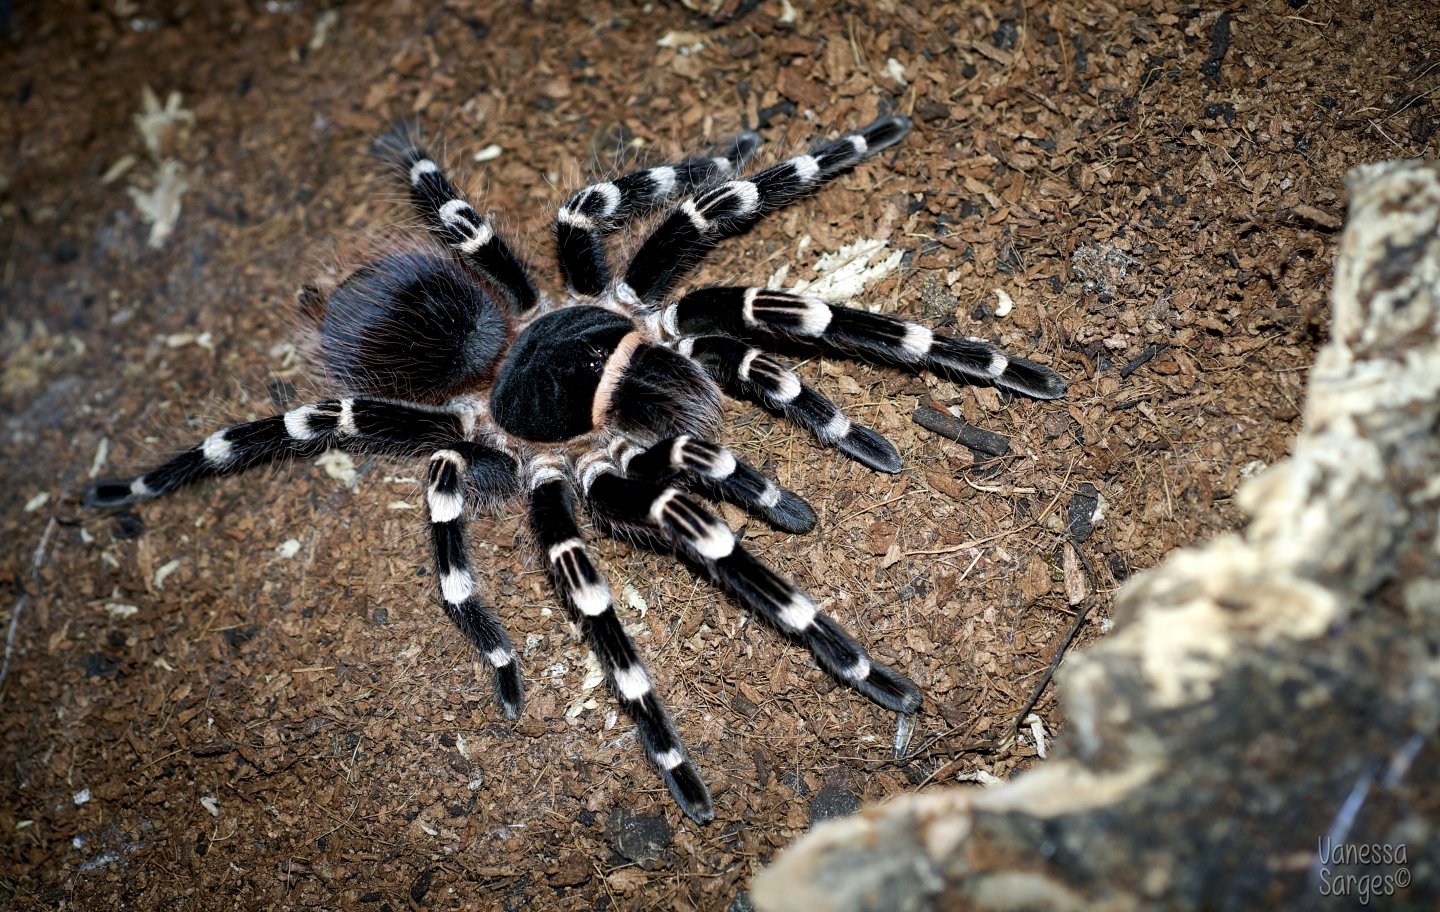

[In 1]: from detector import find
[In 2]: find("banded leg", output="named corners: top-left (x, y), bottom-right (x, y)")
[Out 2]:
top-left (670, 287), bottom-right (1068, 400)
top-left (528, 460), bottom-right (713, 822)
top-left (375, 129), bottom-right (540, 313)
top-left (85, 398), bottom-right (467, 508)
top-left (679, 335), bottom-right (902, 474)
top-left (555, 131), bottom-right (761, 297)
top-left (619, 435), bottom-right (817, 534)
top-left (622, 116), bottom-right (913, 305)
top-left (426, 445), bottom-right (524, 718)
top-left (582, 461), bottom-right (921, 750)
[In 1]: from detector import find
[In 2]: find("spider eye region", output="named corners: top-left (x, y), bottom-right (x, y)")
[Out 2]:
top-left (318, 252), bottom-right (508, 406)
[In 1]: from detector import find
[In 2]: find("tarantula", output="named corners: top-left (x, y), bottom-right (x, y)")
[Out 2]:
top-left (87, 115), bottom-right (1066, 823)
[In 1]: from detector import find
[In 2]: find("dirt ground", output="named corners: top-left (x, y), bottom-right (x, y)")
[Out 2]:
top-left (1, 1), bottom-right (1435, 909)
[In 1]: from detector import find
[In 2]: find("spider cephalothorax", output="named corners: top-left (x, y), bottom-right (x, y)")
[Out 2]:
top-left (87, 115), bottom-right (1066, 822)
top-left (488, 305), bottom-right (723, 444)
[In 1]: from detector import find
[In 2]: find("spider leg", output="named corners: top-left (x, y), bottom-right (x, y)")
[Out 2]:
top-left (619, 435), bottom-right (817, 534)
top-left (668, 286), bottom-right (1068, 400)
top-left (527, 457), bottom-right (714, 822)
top-left (621, 116), bottom-right (913, 305)
top-left (375, 129), bottom-right (541, 314)
top-left (425, 445), bottom-right (525, 719)
top-left (676, 334), bottom-right (902, 474)
top-left (555, 131), bottom-right (761, 297)
top-left (580, 457), bottom-right (921, 747)
top-left (85, 398), bottom-right (466, 508)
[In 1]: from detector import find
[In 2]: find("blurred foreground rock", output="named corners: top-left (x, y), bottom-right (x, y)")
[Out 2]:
top-left (753, 162), bottom-right (1440, 910)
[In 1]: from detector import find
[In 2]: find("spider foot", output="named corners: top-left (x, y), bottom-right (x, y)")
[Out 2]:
top-left (855, 114), bottom-right (913, 154)
top-left (834, 424), bottom-right (903, 474)
top-left (759, 486), bottom-right (818, 534)
top-left (842, 655), bottom-right (922, 717)
top-left (662, 759), bottom-right (716, 824)
top-left (494, 662), bottom-right (525, 721)
top-left (998, 355), bottom-right (1069, 400)
top-left (85, 478), bottom-right (151, 508)
top-left (440, 601), bottom-right (525, 721)
top-left (927, 336), bottom-right (1068, 400)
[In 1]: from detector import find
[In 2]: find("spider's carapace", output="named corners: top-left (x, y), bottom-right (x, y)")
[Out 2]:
top-left (488, 305), bottom-right (721, 444)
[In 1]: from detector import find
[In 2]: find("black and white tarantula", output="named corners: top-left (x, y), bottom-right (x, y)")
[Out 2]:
top-left (87, 115), bottom-right (1065, 823)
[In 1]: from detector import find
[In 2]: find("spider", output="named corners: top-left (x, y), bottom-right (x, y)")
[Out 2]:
top-left (86, 115), bottom-right (1066, 823)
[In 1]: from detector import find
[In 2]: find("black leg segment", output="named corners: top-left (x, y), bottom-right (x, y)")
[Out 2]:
top-left (622, 435), bottom-right (817, 533)
top-left (527, 464), bottom-right (714, 822)
top-left (623, 116), bottom-right (913, 305)
top-left (86, 398), bottom-right (467, 508)
top-left (583, 466), bottom-right (921, 720)
top-left (375, 128), bottom-right (540, 313)
top-left (671, 286), bottom-right (1068, 400)
top-left (680, 335), bottom-right (902, 473)
top-left (425, 444), bottom-right (524, 718)
top-left (555, 131), bottom-right (761, 297)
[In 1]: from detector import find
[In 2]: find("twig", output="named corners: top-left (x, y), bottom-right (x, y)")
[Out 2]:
top-left (913, 406), bottom-right (1010, 458)
top-left (1003, 597), bottom-right (1093, 748)
top-left (0, 516), bottom-right (59, 692)
top-left (1118, 343), bottom-right (1169, 379)
top-left (0, 595), bottom-right (29, 692)
top-left (913, 742), bottom-right (1000, 790)
top-left (904, 590), bottom-right (1082, 783)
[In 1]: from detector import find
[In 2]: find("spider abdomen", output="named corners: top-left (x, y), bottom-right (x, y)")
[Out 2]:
top-left (318, 251), bottom-right (509, 406)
